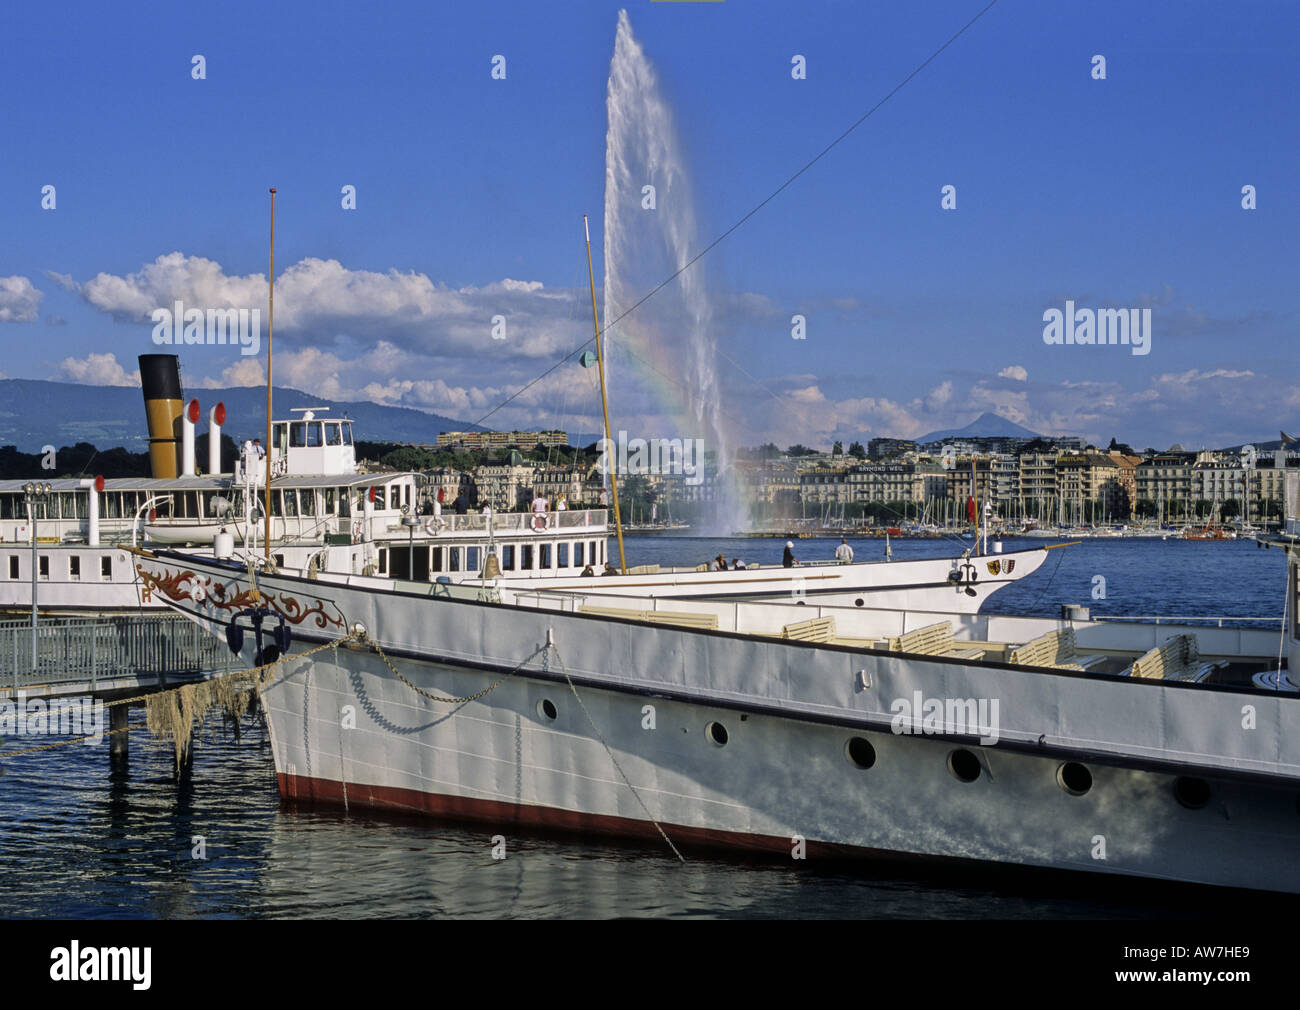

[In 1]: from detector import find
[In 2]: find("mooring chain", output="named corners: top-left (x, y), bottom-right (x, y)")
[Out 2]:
top-left (364, 635), bottom-right (546, 705)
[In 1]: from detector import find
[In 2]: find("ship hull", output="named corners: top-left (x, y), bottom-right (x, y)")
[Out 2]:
top-left (260, 641), bottom-right (1300, 891)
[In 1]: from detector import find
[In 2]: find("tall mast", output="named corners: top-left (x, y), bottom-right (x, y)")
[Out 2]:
top-left (264, 187), bottom-right (276, 562)
top-left (584, 214), bottom-right (626, 571)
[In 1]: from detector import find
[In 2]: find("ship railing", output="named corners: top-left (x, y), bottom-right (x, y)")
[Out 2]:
top-left (428, 509), bottom-right (608, 534)
top-left (1092, 615), bottom-right (1282, 629)
top-left (1, 613), bottom-right (235, 694)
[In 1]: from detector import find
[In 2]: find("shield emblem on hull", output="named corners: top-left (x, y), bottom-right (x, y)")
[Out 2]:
top-left (986, 560), bottom-right (1001, 575)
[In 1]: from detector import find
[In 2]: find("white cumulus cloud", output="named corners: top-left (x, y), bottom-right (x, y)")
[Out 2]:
top-left (0, 276), bottom-right (42, 323)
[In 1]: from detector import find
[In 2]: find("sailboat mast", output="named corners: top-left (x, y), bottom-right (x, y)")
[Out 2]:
top-left (264, 187), bottom-right (276, 563)
top-left (584, 214), bottom-right (627, 571)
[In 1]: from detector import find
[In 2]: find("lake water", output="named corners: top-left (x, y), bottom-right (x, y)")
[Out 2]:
top-left (0, 535), bottom-right (1290, 918)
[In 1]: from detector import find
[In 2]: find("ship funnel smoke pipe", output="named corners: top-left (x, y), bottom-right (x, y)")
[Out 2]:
top-left (209, 402), bottom-right (226, 474)
top-left (79, 475), bottom-right (103, 547)
top-left (182, 398), bottom-right (199, 477)
top-left (138, 354), bottom-right (184, 479)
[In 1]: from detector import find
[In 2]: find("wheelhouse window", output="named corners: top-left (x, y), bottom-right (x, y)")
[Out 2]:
top-left (307, 422), bottom-right (323, 447)
top-left (101, 556), bottom-right (112, 580)
top-left (290, 422), bottom-right (307, 448)
top-left (341, 423), bottom-right (354, 446)
top-left (325, 423), bottom-right (343, 446)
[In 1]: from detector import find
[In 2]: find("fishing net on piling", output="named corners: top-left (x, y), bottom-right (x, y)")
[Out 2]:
top-left (144, 668), bottom-right (264, 771)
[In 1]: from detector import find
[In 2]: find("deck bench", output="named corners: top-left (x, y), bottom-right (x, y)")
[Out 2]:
top-left (1128, 633), bottom-right (1200, 680)
top-left (1007, 627), bottom-right (1107, 672)
top-left (884, 620), bottom-right (984, 661)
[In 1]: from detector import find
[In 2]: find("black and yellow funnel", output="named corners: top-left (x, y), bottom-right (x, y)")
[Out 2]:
top-left (139, 353), bottom-right (184, 479)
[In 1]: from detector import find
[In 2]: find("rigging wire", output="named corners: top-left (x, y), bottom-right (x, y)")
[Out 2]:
top-left (468, 0), bottom-right (1002, 432)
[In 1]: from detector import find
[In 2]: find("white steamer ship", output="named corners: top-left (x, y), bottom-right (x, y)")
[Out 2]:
top-left (134, 473), bottom-right (1300, 893)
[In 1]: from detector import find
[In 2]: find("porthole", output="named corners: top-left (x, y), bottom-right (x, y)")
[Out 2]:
top-left (854, 598), bottom-right (864, 607)
top-left (537, 698), bottom-right (558, 722)
top-left (947, 748), bottom-right (981, 783)
top-left (845, 737), bottom-right (876, 769)
top-left (1057, 762), bottom-right (1092, 796)
top-left (796, 600), bottom-right (806, 606)
top-left (706, 721), bottom-right (728, 747)
top-left (1174, 776), bottom-right (1210, 810)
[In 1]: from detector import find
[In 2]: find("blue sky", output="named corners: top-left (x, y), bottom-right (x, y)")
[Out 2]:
top-left (1, 0), bottom-right (1296, 452)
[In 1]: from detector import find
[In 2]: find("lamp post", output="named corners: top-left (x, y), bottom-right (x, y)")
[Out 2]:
top-left (23, 481), bottom-right (52, 673)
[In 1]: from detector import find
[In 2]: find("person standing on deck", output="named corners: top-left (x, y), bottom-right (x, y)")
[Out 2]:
top-left (783, 541), bottom-right (798, 568)
top-left (835, 538), bottom-right (854, 564)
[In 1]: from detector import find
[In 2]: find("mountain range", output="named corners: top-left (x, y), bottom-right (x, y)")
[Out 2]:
top-left (0, 379), bottom-right (486, 452)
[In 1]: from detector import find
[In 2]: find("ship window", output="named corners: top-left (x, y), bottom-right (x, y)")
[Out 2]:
top-left (323, 488), bottom-right (335, 514)
top-left (326, 423), bottom-right (343, 446)
top-left (0, 494), bottom-right (15, 520)
top-left (7, 556), bottom-right (17, 579)
top-left (342, 423), bottom-right (354, 447)
top-left (284, 491), bottom-right (298, 517)
top-left (449, 548), bottom-right (460, 572)
top-left (466, 547), bottom-right (479, 572)
top-left (337, 488), bottom-right (351, 517)
top-left (845, 737), bottom-right (876, 769)
top-left (38, 555), bottom-right (49, 580)
top-left (371, 487), bottom-right (386, 510)
top-left (307, 423), bottom-right (323, 447)
top-left (501, 545), bottom-right (515, 571)
top-left (947, 749), bottom-right (981, 783)
top-left (540, 544), bottom-right (551, 569)
top-left (521, 545), bottom-right (534, 570)
top-left (558, 543), bottom-right (569, 567)
top-left (574, 542), bottom-right (584, 567)
top-left (290, 423), bottom-right (307, 447)
top-left (69, 556), bottom-right (80, 581)
top-left (431, 547), bottom-right (442, 573)
top-left (300, 491), bottom-right (315, 516)
top-left (101, 556), bottom-right (112, 580)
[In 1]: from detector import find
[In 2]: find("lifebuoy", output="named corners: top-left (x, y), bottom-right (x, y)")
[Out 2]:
top-left (532, 514), bottom-right (548, 532)
top-left (424, 516), bottom-right (445, 536)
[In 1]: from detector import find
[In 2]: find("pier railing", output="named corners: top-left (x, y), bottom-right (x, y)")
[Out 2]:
top-left (2, 614), bottom-right (234, 693)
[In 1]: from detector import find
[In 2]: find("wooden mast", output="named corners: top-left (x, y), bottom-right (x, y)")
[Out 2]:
top-left (584, 214), bottom-right (626, 572)
top-left (264, 187), bottom-right (276, 562)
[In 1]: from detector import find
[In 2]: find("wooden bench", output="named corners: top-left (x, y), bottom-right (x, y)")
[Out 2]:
top-left (1007, 627), bottom-right (1106, 671)
top-left (1129, 634), bottom-right (1199, 680)
top-left (884, 620), bottom-right (984, 661)
top-left (781, 616), bottom-right (837, 643)
top-left (646, 610), bottom-right (718, 631)
top-left (578, 604), bottom-right (718, 630)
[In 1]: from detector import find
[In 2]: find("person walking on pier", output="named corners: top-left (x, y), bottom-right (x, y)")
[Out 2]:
top-left (783, 541), bottom-right (798, 568)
